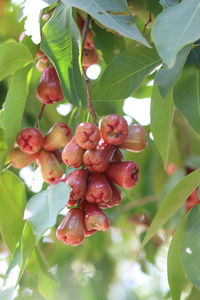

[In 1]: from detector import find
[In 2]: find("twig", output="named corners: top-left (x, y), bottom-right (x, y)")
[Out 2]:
top-left (118, 195), bottom-right (159, 212)
top-left (35, 104), bottom-right (46, 128)
top-left (81, 15), bottom-right (97, 125)
top-left (143, 12), bottom-right (152, 33)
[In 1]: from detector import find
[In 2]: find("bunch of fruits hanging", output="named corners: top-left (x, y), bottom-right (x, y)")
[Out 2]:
top-left (10, 13), bottom-right (147, 246)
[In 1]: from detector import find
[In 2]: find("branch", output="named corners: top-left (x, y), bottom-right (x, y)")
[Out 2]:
top-left (35, 104), bottom-right (46, 128)
top-left (81, 15), bottom-right (97, 125)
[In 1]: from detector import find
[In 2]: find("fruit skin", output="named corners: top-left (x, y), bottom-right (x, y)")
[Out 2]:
top-left (106, 161), bottom-right (139, 189)
top-left (83, 140), bottom-right (115, 173)
top-left (36, 51), bottom-right (48, 63)
top-left (17, 128), bottom-right (43, 154)
top-left (9, 147), bottom-right (39, 169)
top-left (84, 203), bottom-right (110, 231)
top-left (99, 114), bottom-right (128, 145)
top-left (75, 122), bottom-right (100, 150)
top-left (36, 60), bottom-right (48, 73)
top-left (56, 208), bottom-right (85, 246)
top-left (38, 151), bottom-right (64, 184)
top-left (99, 182), bottom-right (122, 209)
top-left (66, 169), bottom-right (88, 202)
top-left (37, 66), bottom-right (63, 104)
top-left (185, 189), bottom-right (200, 211)
top-left (43, 122), bottom-right (72, 151)
top-left (82, 48), bottom-right (99, 70)
top-left (77, 13), bottom-right (95, 50)
top-left (85, 173), bottom-right (112, 204)
top-left (118, 124), bottom-right (147, 153)
top-left (112, 148), bottom-right (123, 163)
top-left (62, 137), bottom-right (85, 168)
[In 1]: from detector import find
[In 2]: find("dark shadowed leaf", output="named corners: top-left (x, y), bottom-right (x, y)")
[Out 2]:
top-left (174, 66), bottom-right (200, 135)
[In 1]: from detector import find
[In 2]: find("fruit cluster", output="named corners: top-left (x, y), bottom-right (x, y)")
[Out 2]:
top-left (57, 114), bottom-right (147, 246)
top-left (9, 123), bottom-right (71, 183)
top-left (9, 114), bottom-right (147, 246)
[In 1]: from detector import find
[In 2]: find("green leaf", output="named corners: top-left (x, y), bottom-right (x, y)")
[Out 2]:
top-left (3, 65), bottom-right (32, 150)
top-left (174, 66), bottom-right (200, 135)
top-left (63, 0), bottom-right (150, 47)
top-left (152, 0), bottom-right (200, 67)
top-left (142, 168), bottom-right (200, 247)
top-left (93, 46), bottom-right (160, 100)
top-left (24, 182), bottom-right (71, 237)
top-left (0, 42), bottom-right (33, 81)
top-left (0, 171), bottom-right (26, 251)
top-left (181, 205), bottom-right (200, 290)
top-left (41, 3), bottom-right (86, 107)
top-left (0, 223), bottom-right (36, 300)
top-left (150, 85), bottom-right (174, 168)
top-left (167, 215), bottom-right (187, 300)
top-left (155, 45), bottom-right (191, 98)
top-left (187, 287), bottom-right (200, 300)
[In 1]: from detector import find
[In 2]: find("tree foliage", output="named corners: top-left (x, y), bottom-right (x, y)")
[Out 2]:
top-left (0, 0), bottom-right (200, 299)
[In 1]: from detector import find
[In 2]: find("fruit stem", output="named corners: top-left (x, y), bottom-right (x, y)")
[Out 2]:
top-left (35, 104), bottom-right (46, 128)
top-left (81, 14), bottom-right (97, 125)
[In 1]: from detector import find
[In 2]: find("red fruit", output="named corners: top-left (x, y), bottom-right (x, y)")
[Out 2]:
top-left (85, 173), bottom-right (112, 204)
top-left (100, 182), bottom-right (122, 209)
top-left (119, 124), bottom-right (147, 153)
top-left (75, 122), bottom-right (100, 150)
top-left (38, 151), bottom-right (64, 184)
top-left (185, 189), bottom-right (200, 211)
top-left (37, 66), bottom-right (63, 104)
top-left (36, 51), bottom-right (48, 63)
top-left (66, 199), bottom-right (77, 207)
top-left (77, 13), bottom-right (95, 50)
top-left (17, 128), bottom-right (43, 154)
top-left (106, 161), bottom-right (139, 189)
top-left (84, 203), bottom-right (110, 231)
top-left (112, 148), bottom-right (123, 163)
top-left (36, 60), bottom-right (48, 73)
top-left (9, 147), bottom-right (39, 169)
top-left (56, 208), bottom-right (85, 246)
top-left (84, 229), bottom-right (97, 237)
top-left (83, 141), bottom-right (115, 173)
top-left (66, 169), bottom-right (88, 201)
top-left (99, 114), bottom-right (128, 145)
top-left (62, 137), bottom-right (85, 168)
top-left (43, 122), bottom-right (72, 151)
top-left (82, 48), bottom-right (99, 70)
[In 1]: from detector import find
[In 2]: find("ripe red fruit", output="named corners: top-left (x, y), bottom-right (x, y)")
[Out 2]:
top-left (37, 66), bottom-right (63, 104)
top-left (82, 48), bottom-right (99, 70)
top-left (66, 169), bottom-right (88, 202)
top-left (56, 208), bottom-right (85, 246)
top-left (9, 147), bottom-right (39, 169)
top-left (43, 122), bottom-right (72, 151)
top-left (75, 122), bottom-right (100, 150)
top-left (119, 124), bottom-right (147, 153)
top-left (62, 137), bottom-right (85, 168)
top-left (77, 13), bottom-right (95, 50)
top-left (185, 189), bottom-right (200, 211)
top-left (85, 173), bottom-right (112, 204)
top-left (106, 161), bottom-right (139, 189)
top-left (112, 148), bottom-right (123, 163)
top-left (83, 141), bottom-right (115, 173)
top-left (38, 151), bottom-right (64, 184)
top-left (17, 128), bottom-right (43, 154)
top-left (99, 182), bottom-right (122, 209)
top-left (84, 203), bottom-right (110, 231)
top-left (84, 229), bottom-right (97, 237)
top-left (99, 114), bottom-right (128, 145)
